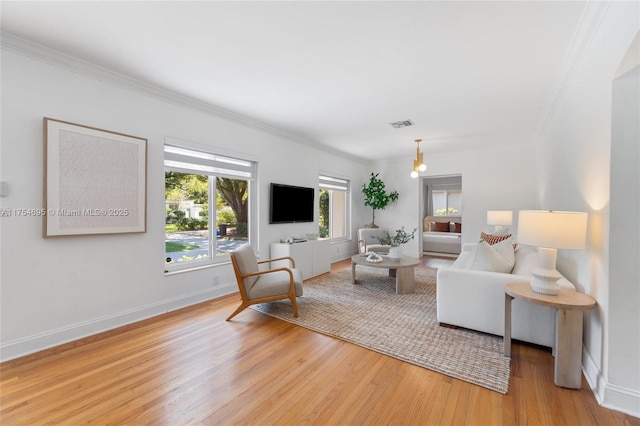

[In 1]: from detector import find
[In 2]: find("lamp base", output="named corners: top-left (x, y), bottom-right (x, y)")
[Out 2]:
top-left (530, 270), bottom-right (562, 295)
top-left (530, 247), bottom-right (562, 295)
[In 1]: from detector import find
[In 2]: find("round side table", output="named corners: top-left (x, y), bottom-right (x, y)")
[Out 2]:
top-left (504, 282), bottom-right (596, 389)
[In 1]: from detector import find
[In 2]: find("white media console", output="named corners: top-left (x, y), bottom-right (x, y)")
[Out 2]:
top-left (270, 239), bottom-right (331, 280)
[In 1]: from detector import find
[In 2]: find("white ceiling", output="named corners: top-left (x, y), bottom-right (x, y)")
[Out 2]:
top-left (1, 1), bottom-right (586, 162)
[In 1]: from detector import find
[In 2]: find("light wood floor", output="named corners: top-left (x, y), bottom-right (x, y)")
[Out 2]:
top-left (1, 256), bottom-right (638, 425)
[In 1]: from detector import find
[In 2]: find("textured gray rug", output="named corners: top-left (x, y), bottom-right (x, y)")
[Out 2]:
top-left (251, 266), bottom-right (510, 394)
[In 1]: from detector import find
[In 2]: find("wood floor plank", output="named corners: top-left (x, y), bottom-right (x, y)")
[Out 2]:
top-left (1, 256), bottom-right (638, 425)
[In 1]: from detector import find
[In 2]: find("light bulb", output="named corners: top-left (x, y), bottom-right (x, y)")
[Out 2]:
top-left (418, 163), bottom-right (427, 172)
top-left (410, 170), bottom-right (419, 179)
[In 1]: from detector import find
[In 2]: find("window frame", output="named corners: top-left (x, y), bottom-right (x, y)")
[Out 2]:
top-left (431, 188), bottom-right (462, 216)
top-left (164, 140), bottom-right (256, 273)
top-left (319, 174), bottom-right (351, 243)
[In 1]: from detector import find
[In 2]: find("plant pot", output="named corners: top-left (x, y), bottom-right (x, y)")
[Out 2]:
top-left (388, 246), bottom-right (402, 260)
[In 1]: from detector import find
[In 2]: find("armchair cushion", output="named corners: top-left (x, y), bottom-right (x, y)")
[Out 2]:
top-left (231, 244), bottom-right (260, 290)
top-left (249, 269), bottom-right (303, 300)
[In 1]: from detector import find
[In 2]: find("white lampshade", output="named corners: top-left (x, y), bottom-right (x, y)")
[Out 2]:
top-left (517, 210), bottom-right (588, 295)
top-left (517, 210), bottom-right (587, 249)
top-left (487, 210), bottom-right (513, 226)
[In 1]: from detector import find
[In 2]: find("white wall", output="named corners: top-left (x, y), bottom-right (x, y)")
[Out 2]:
top-left (0, 43), bottom-right (368, 360)
top-left (371, 142), bottom-right (539, 258)
top-left (537, 2), bottom-right (639, 416)
top-left (610, 64), bottom-right (639, 407)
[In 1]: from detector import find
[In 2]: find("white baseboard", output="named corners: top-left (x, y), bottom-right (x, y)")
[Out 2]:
top-left (601, 383), bottom-right (640, 418)
top-left (583, 346), bottom-right (640, 418)
top-left (0, 283), bottom-right (237, 363)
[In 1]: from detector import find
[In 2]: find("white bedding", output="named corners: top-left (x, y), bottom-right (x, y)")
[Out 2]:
top-left (422, 231), bottom-right (461, 254)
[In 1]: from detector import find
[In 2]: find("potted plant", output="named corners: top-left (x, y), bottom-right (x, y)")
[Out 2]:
top-left (376, 226), bottom-right (417, 260)
top-left (361, 172), bottom-right (399, 227)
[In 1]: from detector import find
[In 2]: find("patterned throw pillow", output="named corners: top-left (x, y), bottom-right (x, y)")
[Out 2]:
top-left (480, 232), bottom-right (512, 245)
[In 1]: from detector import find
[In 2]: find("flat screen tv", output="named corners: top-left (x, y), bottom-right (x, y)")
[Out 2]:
top-left (270, 183), bottom-right (314, 224)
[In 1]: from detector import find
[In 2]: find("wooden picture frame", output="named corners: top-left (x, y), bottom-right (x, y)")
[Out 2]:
top-left (43, 118), bottom-right (147, 237)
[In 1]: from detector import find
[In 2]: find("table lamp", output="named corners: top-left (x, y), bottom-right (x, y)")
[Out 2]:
top-left (487, 210), bottom-right (513, 233)
top-left (517, 210), bottom-right (588, 295)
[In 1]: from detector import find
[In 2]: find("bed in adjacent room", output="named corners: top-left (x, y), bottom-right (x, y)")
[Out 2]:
top-left (422, 215), bottom-right (462, 255)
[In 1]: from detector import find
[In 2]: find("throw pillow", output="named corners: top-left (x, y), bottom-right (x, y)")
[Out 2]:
top-left (454, 222), bottom-right (462, 233)
top-left (512, 244), bottom-right (538, 276)
top-left (470, 238), bottom-right (516, 273)
top-left (435, 222), bottom-right (450, 232)
top-left (480, 231), bottom-right (512, 245)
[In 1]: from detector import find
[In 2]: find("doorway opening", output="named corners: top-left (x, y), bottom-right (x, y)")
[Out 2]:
top-left (420, 175), bottom-right (462, 256)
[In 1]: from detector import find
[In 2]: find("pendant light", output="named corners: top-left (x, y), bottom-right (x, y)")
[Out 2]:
top-left (410, 139), bottom-right (426, 178)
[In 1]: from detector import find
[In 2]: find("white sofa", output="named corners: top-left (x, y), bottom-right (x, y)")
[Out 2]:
top-left (436, 241), bottom-right (575, 348)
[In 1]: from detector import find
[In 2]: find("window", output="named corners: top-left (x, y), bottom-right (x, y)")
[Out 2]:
top-left (318, 174), bottom-right (350, 241)
top-left (432, 189), bottom-right (461, 216)
top-left (164, 143), bottom-right (256, 271)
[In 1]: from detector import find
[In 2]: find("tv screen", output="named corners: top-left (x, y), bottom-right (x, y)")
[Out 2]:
top-left (270, 183), bottom-right (314, 224)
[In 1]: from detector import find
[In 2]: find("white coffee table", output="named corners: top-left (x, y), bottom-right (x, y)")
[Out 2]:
top-left (351, 254), bottom-right (421, 294)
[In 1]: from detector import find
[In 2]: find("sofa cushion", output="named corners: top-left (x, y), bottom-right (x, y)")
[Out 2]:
top-left (470, 239), bottom-right (515, 273)
top-left (512, 244), bottom-right (538, 275)
top-left (452, 238), bottom-right (515, 273)
top-left (452, 249), bottom-right (474, 269)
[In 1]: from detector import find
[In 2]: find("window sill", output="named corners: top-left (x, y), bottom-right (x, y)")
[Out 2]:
top-left (329, 237), bottom-right (351, 244)
top-left (164, 259), bottom-right (231, 276)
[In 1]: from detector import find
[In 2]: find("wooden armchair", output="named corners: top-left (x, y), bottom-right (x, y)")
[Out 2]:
top-left (226, 244), bottom-right (304, 321)
top-left (357, 228), bottom-right (390, 254)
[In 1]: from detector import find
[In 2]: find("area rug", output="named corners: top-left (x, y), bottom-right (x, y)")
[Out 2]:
top-left (250, 266), bottom-right (511, 394)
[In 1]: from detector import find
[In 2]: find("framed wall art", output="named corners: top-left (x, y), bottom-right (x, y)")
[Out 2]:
top-left (43, 118), bottom-right (147, 237)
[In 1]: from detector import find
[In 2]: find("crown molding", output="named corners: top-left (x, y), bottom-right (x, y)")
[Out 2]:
top-left (0, 31), bottom-right (367, 164)
top-left (534, 0), bottom-right (612, 142)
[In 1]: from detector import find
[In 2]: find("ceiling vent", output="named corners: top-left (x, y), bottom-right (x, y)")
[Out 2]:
top-left (390, 119), bottom-right (414, 129)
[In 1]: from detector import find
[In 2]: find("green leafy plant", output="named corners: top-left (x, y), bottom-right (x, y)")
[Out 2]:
top-left (361, 173), bottom-right (399, 226)
top-left (375, 226), bottom-right (417, 247)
